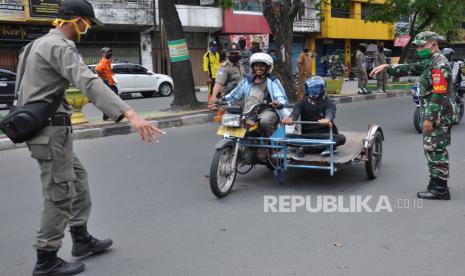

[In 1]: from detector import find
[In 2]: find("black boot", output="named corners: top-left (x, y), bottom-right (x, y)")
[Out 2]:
top-left (70, 225), bottom-right (113, 258)
top-left (417, 177), bottom-right (450, 200)
top-left (33, 249), bottom-right (85, 276)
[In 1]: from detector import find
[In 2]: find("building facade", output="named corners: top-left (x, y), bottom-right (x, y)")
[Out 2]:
top-left (0, 0), bottom-right (153, 72)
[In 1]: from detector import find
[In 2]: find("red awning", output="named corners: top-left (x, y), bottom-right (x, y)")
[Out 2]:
top-left (222, 10), bottom-right (271, 34)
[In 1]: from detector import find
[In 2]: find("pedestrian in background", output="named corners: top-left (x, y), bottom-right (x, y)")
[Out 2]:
top-left (96, 47), bottom-right (118, 120)
top-left (371, 31), bottom-right (457, 200)
top-left (208, 43), bottom-right (245, 122)
top-left (203, 40), bottom-right (220, 103)
top-left (17, 0), bottom-right (164, 275)
top-left (238, 37), bottom-right (252, 75)
top-left (250, 36), bottom-right (263, 54)
top-left (356, 43), bottom-right (370, 94)
top-left (374, 44), bottom-right (388, 93)
top-left (297, 47), bottom-right (313, 100)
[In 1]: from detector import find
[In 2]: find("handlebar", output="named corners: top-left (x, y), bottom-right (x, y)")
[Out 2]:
top-left (217, 100), bottom-right (284, 110)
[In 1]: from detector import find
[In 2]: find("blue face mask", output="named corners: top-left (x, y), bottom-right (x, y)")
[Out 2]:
top-left (210, 47), bottom-right (218, 53)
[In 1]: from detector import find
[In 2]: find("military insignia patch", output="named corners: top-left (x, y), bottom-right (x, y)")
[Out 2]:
top-left (431, 68), bottom-right (447, 94)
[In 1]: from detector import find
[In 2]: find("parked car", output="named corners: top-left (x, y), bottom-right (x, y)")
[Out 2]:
top-left (0, 69), bottom-right (16, 107)
top-left (88, 63), bottom-right (173, 98)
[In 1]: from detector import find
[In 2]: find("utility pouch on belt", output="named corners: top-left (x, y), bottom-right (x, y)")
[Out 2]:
top-left (0, 41), bottom-right (62, 143)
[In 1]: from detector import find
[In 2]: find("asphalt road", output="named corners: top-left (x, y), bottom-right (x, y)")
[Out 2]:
top-left (1, 96), bottom-right (465, 276)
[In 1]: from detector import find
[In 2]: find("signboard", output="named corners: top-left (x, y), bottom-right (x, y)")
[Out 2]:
top-left (168, 39), bottom-right (190, 62)
top-left (200, 0), bottom-right (215, 5)
top-left (229, 34), bottom-right (269, 50)
top-left (394, 34), bottom-right (411, 47)
top-left (0, 24), bottom-right (50, 40)
top-left (29, 0), bottom-right (63, 18)
top-left (0, 0), bottom-right (25, 20)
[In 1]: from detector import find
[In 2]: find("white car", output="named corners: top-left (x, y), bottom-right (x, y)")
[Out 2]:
top-left (89, 63), bottom-right (173, 98)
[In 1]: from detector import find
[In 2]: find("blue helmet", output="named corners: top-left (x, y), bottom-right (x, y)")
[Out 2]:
top-left (304, 76), bottom-right (326, 100)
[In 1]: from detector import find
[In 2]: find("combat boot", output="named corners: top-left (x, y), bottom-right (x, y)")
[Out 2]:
top-left (70, 225), bottom-right (113, 257)
top-left (33, 249), bottom-right (85, 276)
top-left (417, 177), bottom-right (450, 200)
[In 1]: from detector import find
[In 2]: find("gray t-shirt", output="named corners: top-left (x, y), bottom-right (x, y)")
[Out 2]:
top-left (244, 81), bottom-right (268, 112)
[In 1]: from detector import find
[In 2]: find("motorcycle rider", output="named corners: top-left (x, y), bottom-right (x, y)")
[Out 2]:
top-left (282, 76), bottom-right (346, 159)
top-left (442, 48), bottom-right (463, 97)
top-left (220, 53), bottom-right (288, 137)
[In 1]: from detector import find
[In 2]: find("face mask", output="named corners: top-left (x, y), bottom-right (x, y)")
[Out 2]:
top-left (105, 53), bottom-right (113, 59)
top-left (210, 47), bottom-right (218, 53)
top-left (303, 48), bottom-right (309, 53)
top-left (72, 19), bottom-right (91, 42)
top-left (228, 55), bottom-right (241, 64)
top-left (417, 47), bottom-right (432, 59)
top-left (52, 18), bottom-right (91, 42)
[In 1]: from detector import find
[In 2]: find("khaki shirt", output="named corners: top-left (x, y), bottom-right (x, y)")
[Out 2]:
top-left (16, 29), bottom-right (130, 121)
top-left (297, 52), bottom-right (312, 76)
top-left (355, 50), bottom-right (366, 71)
top-left (374, 51), bottom-right (387, 67)
top-left (216, 60), bottom-right (244, 93)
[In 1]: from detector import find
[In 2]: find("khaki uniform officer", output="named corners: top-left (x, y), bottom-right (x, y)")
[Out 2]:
top-left (17, 0), bottom-right (164, 275)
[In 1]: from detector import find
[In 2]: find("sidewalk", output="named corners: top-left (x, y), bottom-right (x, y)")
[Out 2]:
top-left (0, 81), bottom-right (412, 151)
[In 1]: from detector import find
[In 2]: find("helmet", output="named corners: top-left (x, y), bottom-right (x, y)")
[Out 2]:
top-left (250, 53), bottom-right (274, 74)
top-left (227, 42), bottom-right (240, 53)
top-left (304, 76), bottom-right (326, 100)
top-left (101, 47), bottom-right (111, 53)
top-left (58, 0), bottom-right (103, 26)
top-left (251, 36), bottom-right (263, 44)
top-left (441, 48), bottom-right (455, 61)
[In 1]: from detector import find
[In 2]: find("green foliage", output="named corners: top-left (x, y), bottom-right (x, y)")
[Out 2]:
top-left (219, 0), bottom-right (233, 10)
top-left (320, 49), bottom-right (345, 79)
top-left (365, 0), bottom-right (465, 42)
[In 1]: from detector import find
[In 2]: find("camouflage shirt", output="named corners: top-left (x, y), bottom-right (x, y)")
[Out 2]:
top-left (387, 52), bottom-right (455, 124)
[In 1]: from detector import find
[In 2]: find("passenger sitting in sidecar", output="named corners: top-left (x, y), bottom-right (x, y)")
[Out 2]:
top-left (282, 76), bottom-right (346, 159)
top-left (220, 53), bottom-right (288, 136)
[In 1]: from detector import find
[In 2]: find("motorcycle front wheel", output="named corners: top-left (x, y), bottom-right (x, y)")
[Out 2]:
top-left (413, 106), bottom-right (423, 133)
top-left (210, 145), bottom-right (237, 198)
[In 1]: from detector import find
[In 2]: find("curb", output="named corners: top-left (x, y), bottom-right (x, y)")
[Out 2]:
top-left (0, 90), bottom-right (410, 152)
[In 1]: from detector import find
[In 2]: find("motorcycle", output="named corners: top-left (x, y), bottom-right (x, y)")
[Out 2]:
top-left (411, 82), bottom-right (423, 133)
top-left (411, 82), bottom-right (464, 133)
top-left (209, 101), bottom-right (282, 198)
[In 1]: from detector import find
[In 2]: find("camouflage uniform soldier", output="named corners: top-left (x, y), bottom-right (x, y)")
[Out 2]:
top-left (371, 31), bottom-right (458, 200)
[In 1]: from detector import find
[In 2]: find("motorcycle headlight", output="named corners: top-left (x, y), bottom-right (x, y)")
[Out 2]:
top-left (221, 114), bottom-right (242, 127)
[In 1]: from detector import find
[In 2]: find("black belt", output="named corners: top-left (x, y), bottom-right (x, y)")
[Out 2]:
top-left (49, 113), bottom-right (71, 126)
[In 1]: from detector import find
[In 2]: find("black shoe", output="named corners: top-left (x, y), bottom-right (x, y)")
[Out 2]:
top-left (70, 225), bottom-right (113, 258)
top-left (33, 250), bottom-right (85, 276)
top-left (417, 177), bottom-right (450, 200)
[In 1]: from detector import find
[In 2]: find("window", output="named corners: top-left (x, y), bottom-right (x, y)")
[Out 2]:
top-left (113, 65), bottom-right (131, 74)
top-left (232, 0), bottom-right (262, 12)
top-left (131, 65), bottom-right (148, 74)
top-left (331, 0), bottom-right (350, 18)
top-left (0, 71), bottom-right (15, 81)
top-left (361, 3), bottom-right (375, 20)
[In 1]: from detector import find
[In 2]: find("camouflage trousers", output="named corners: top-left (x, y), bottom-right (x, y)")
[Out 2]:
top-left (423, 124), bottom-right (451, 180)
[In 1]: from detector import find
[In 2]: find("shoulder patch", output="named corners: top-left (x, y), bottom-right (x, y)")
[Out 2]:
top-left (75, 53), bottom-right (85, 64)
top-left (431, 68), bottom-right (447, 94)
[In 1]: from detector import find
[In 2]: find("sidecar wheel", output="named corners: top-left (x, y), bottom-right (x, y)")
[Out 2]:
top-left (210, 145), bottom-right (237, 198)
top-left (365, 131), bottom-right (383, 179)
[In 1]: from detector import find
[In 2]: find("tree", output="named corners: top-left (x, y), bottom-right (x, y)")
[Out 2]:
top-left (159, 0), bottom-right (199, 109)
top-left (221, 0), bottom-right (303, 102)
top-left (365, 0), bottom-right (465, 64)
top-left (262, 0), bottom-right (302, 102)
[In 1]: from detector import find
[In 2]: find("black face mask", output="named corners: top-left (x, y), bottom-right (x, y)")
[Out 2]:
top-left (228, 55), bottom-right (241, 64)
top-left (105, 53), bottom-right (113, 59)
top-left (303, 48), bottom-right (309, 53)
